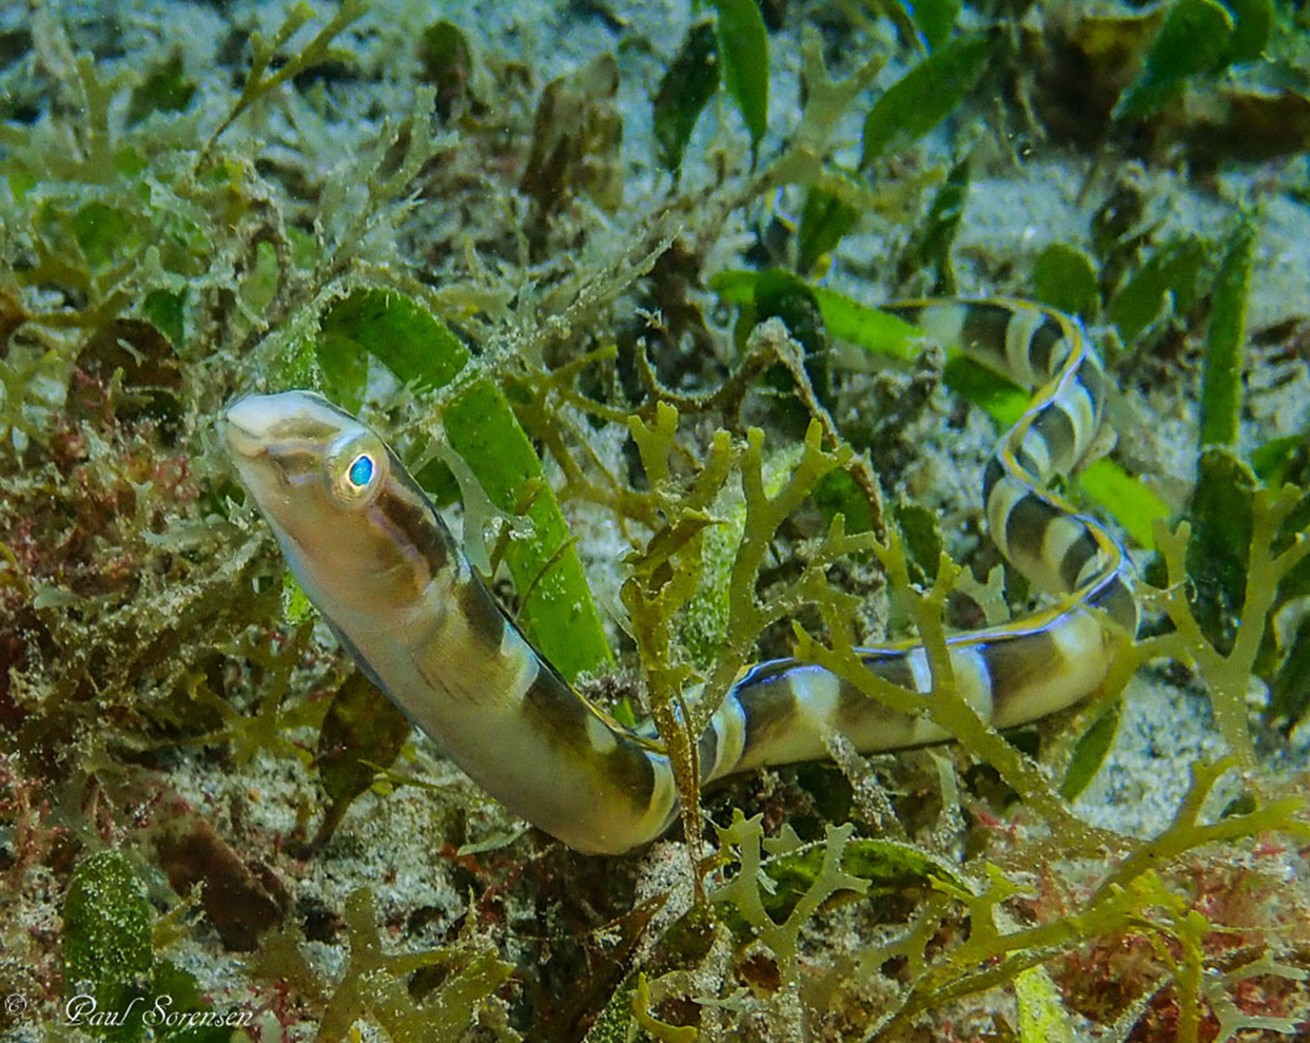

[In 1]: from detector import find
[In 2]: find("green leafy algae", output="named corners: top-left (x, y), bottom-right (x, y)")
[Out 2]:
top-left (316, 287), bottom-right (613, 681)
top-left (1114, 0), bottom-right (1237, 121)
top-left (63, 851), bottom-right (231, 1041)
top-left (1200, 218), bottom-right (1256, 448)
top-left (796, 180), bottom-right (860, 277)
top-left (711, 812), bottom-right (871, 976)
top-left (1032, 242), bottom-right (1100, 320)
top-left (910, 0), bottom-right (964, 51)
top-left (1106, 235), bottom-right (1206, 344)
top-left (63, 852), bottom-right (155, 1017)
top-left (652, 20), bottom-right (720, 176)
top-left (253, 888), bottom-right (512, 1042)
top-left (711, 0), bottom-right (770, 154)
top-left (861, 32), bottom-right (990, 166)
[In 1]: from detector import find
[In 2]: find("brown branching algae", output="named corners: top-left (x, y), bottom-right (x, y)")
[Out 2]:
top-left (1, 1), bottom-right (1308, 1040)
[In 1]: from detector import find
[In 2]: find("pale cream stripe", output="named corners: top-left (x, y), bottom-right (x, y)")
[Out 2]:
top-left (1020, 426), bottom-right (1052, 480)
top-left (950, 645), bottom-right (994, 720)
top-left (907, 647), bottom-right (933, 693)
top-left (640, 757), bottom-right (678, 834)
top-left (585, 712), bottom-right (619, 754)
top-left (1057, 381), bottom-right (1097, 448)
top-left (1004, 307), bottom-right (1043, 386)
top-left (918, 302), bottom-right (968, 350)
top-left (986, 474), bottom-right (1029, 559)
top-left (711, 693), bottom-right (748, 780)
top-left (498, 624), bottom-right (541, 704)
top-left (794, 668), bottom-right (842, 732)
top-left (1041, 514), bottom-right (1090, 594)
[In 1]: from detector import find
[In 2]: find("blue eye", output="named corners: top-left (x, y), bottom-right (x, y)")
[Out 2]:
top-left (347, 453), bottom-right (375, 488)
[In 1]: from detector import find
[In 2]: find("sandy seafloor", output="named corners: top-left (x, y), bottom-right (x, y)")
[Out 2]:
top-left (2, 0), bottom-right (1309, 1040)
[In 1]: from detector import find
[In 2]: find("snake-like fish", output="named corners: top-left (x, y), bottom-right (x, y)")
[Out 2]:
top-left (224, 299), bottom-right (1136, 854)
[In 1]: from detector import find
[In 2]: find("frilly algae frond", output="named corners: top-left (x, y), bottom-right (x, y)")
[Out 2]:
top-left (1, 2), bottom-right (1308, 1041)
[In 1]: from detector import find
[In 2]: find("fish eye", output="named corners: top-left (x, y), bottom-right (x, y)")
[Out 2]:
top-left (327, 430), bottom-right (386, 506)
top-left (347, 453), bottom-right (374, 489)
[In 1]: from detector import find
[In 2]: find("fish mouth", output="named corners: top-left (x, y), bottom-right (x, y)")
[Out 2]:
top-left (223, 395), bottom-right (272, 460)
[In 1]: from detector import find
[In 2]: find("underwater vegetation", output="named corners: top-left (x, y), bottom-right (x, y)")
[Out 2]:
top-left (0, 0), bottom-right (1308, 1039)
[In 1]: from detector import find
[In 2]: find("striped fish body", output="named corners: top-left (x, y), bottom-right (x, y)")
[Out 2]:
top-left (223, 298), bottom-right (1135, 855)
top-left (225, 392), bottom-right (679, 853)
